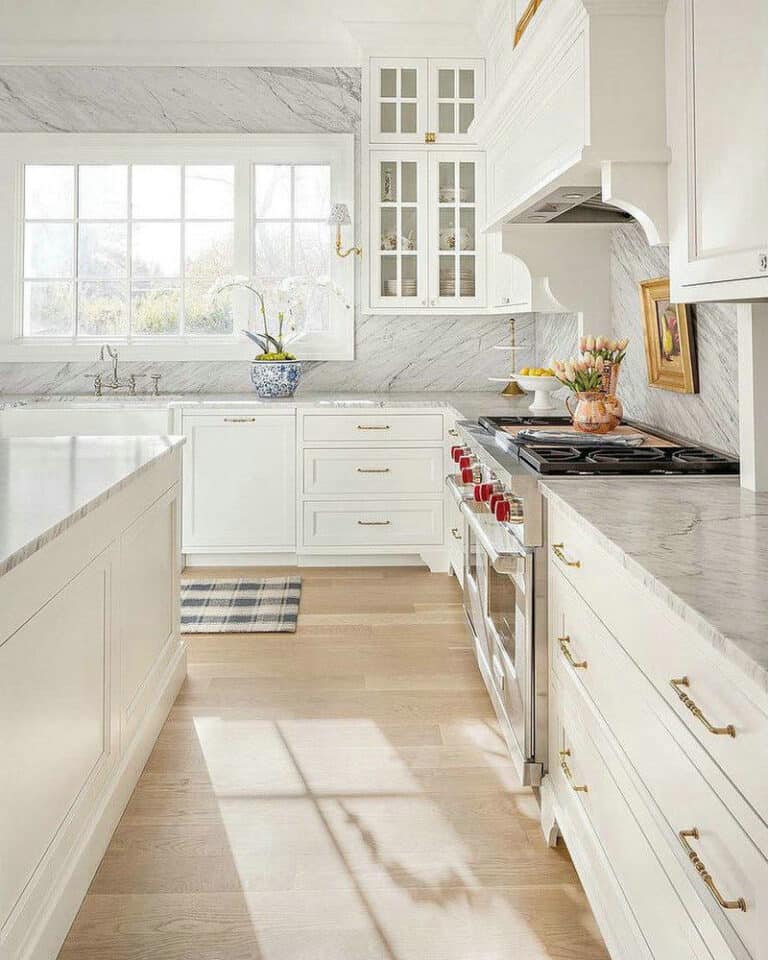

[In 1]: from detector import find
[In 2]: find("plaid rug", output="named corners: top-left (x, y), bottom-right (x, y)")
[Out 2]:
top-left (180, 577), bottom-right (301, 633)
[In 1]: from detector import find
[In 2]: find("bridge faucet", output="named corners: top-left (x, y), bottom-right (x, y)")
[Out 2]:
top-left (99, 344), bottom-right (120, 386)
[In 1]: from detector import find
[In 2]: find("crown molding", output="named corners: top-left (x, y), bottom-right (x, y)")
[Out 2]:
top-left (0, 40), bottom-right (362, 67)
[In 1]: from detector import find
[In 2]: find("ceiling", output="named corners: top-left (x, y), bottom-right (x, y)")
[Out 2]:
top-left (0, 0), bottom-right (484, 64)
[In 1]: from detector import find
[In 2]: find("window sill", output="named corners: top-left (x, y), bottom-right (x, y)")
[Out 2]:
top-left (0, 335), bottom-right (354, 363)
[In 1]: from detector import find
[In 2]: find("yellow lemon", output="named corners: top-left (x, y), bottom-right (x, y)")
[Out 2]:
top-left (520, 367), bottom-right (530, 376)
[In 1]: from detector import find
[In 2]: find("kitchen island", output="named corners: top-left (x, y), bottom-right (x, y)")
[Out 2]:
top-left (0, 436), bottom-right (185, 960)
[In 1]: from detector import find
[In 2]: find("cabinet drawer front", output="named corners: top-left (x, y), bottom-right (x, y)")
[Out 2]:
top-left (549, 499), bottom-right (768, 829)
top-left (302, 413), bottom-right (444, 443)
top-left (303, 500), bottom-right (443, 547)
top-left (302, 447), bottom-right (443, 495)
top-left (553, 674), bottom-right (721, 960)
top-left (553, 571), bottom-right (766, 958)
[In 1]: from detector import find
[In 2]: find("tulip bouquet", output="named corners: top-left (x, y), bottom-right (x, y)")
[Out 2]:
top-left (550, 353), bottom-right (608, 393)
top-left (579, 335), bottom-right (629, 364)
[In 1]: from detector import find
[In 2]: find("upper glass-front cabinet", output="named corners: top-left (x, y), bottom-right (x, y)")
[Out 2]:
top-left (370, 151), bottom-right (485, 310)
top-left (370, 58), bottom-right (485, 144)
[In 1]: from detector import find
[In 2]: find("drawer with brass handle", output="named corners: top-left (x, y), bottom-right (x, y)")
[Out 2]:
top-left (450, 527), bottom-right (462, 541)
top-left (552, 542), bottom-right (580, 567)
top-left (678, 828), bottom-right (747, 912)
top-left (223, 416), bottom-right (257, 423)
top-left (549, 497), bottom-right (768, 829)
top-left (302, 500), bottom-right (443, 548)
top-left (303, 448), bottom-right (442, 496)
top-left (558, 635), bottom-right (587, 670)
top-left (670, 677), bottom-right (736, 737)
top-left (302, 413), bottom-right (443, 443)
top-left (552, 670), bottom-right (741, 960)
top-left (559, 749), bottom-right (588, 792)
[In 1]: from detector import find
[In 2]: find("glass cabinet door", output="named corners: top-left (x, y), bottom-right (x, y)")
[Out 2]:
top-left (431, 155), bottom-right (484, 308)
top-left (371, 154), bottom-right (427, 307)
top-left (428, 60), bottom-right (485, 143)
top-left (370, 59), bottom-right (427, 142)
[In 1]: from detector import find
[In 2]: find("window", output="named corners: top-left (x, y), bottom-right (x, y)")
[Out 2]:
top-left (23, 163), bottom-right (235, 338)
top-left (253, 163), bottom-right (331, 332)
top-left (0, 134), bottom-right (354, 361)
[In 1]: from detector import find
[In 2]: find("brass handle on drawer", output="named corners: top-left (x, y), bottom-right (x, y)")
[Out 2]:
top-left (357, 424), bottom-right (390, 430)
top-left (448, 429), bottom-right (458, 437)
top-left (358, 520), bottom-right (391, 526)
top-left (670, 677), bottom-right (736, 737)
top-left (451, 527), bottom-right (461, 540)
top-left (558, 636), bottom-right (587, 670)
top-left (224, 416), bottom-right (257, 422)
top-left (559, 750), bottom-right (588, 792)
top-left (553, 543), bottom-right (580, 567)
top-left (678, 828), bottom-right (746, 912)
top-left (356, 467), bottom-right (391, 473)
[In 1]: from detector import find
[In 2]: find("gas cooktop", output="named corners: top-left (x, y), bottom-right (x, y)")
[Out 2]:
top-left (477, 416), bottom-right (740, 477)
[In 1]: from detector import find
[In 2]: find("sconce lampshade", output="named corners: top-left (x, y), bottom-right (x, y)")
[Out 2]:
top-left (327, 203), bottom-right (352, 226)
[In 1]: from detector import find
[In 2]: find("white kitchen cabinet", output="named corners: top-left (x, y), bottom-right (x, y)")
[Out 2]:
top-left (370, 57), bottom-right (484, 144)
top-left (181, 411), bottom-right (295, 553)
top-left (487, 230), bottom-right (532, 312)
top-left (543, 495), bottom-right (765, 960)
top-left (667, 0), bottom-right (768, 301)
top-left (370, 151), bottom-right (486, 311)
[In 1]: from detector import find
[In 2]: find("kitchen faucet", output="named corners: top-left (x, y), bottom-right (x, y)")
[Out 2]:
top-left (86, 344), bottom-right (162, 396)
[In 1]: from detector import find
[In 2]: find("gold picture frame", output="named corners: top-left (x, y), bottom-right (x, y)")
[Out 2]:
top-left (639, 277), bottom-right (698, 394)
top-left (514, 0), bottom-right (544, 47)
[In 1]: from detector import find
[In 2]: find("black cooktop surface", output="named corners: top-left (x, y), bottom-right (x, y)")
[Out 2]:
top-left (477, 416), bottom-right (740, 476)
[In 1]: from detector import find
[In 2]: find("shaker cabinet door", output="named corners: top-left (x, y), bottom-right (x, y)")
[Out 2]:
top-left (370, 58), bottom-right (428, 143)
top-left (668, 0), bottom-right (768, 298)
top-left (182, 412), bottom-right (296, 551)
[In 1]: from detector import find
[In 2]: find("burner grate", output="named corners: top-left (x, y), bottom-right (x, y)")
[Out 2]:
top-left (586, 447), bottom-right (666, 464)
top-left (672, 447), bottom-right (731, 465)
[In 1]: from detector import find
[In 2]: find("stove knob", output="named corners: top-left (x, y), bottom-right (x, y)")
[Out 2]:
top-left (489, 493), bottom-right (505, 512)
top-left (458, 454), bottom-right (475, 470)
top-left (494, 499), bottom-right (511, 522)
top-left (479, 482), bottom-right (500, 502)
top-left (450, 445), bottom-right (466, 463)
top-left (461, 466), bottom-right (480, 485)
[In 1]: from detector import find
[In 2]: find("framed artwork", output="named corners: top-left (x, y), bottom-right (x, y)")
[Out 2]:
top-left (639, 277), bottom-right (699, 394)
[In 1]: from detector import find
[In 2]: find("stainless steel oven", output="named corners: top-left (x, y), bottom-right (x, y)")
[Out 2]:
top-left (448, 475), bottom-right (547, 786)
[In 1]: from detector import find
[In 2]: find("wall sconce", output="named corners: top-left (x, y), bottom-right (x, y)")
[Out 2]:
top-left (327, 203), bottom-right (362, 259)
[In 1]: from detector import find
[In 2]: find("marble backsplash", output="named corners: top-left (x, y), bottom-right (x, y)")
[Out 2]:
top-left (0, 313), bottom-right (542, 395)
top-left (610, 223), bottom-right (739, 455)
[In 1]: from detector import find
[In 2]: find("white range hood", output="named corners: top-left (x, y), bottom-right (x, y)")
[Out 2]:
top-left (473, 0), bottom-right (669, 246)
top-left (472, 0), bottom-right (668, 327)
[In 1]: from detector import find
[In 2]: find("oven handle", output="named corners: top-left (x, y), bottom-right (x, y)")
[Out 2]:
top-left (445, 474), bottom-right (474, 506)
top-left (458, 499), bottom-right (527, 576)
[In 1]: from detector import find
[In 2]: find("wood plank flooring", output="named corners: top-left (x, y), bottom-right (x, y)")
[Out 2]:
top-left (58, 566), bottom-right (609, 960)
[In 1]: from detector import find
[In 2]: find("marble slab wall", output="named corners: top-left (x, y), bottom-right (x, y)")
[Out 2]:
top-left (0, 65), bottom-right (544, 395)
top-left (611, 223), bottom-right (738, 454)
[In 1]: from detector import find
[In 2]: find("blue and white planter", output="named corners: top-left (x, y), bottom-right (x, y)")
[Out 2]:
top-left (250, 359), bottom-right (302, 399)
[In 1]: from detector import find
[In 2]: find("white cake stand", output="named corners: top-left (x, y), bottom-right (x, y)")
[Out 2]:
top-left (509, 374), bottom-right (562, 411)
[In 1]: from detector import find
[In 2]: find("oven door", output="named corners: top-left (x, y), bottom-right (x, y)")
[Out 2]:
top-left (485, 546), bottom-right (536, 781)
top-left (460, 502), bottom-right (541, 785)
top-left (462, 502), bottom-right (490, 663)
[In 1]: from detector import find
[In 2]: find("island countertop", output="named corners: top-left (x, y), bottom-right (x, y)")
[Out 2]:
top-left (0, 435), bottom-right (184, 578)
top-left (541, 477), bottom-right (768, 695)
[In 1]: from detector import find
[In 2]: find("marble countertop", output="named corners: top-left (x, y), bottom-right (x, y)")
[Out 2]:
top-left (0, 435), bottom-right (184, 578)
top-left (0, 390), bottom-right (565, 422)
top-left (541, 477), bottom-right (768, 695)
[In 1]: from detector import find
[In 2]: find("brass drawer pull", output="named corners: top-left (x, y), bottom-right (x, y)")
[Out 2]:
top-left (670, 677), bottom-right (736, 737)
top-left (559, 750), bottom-right (588, 792)
top-left (223, 416), bottom-right (256, 423)
top-left (448, 428), bottom-right (458, 437)
top-left (553, 543), bottom-right (580, 567)
top-left (558, 636), bottom-right (587, 670)
top-left (356, 467), bottom-right (391, 473)
top-left (357, 424), bottom-right (390, 430)
top-left (679, 828), bottom-right (746, 912)
top-left (451, 527), bottom-right (462, 540)
top-left (358, 520), bottom-right (391, 526)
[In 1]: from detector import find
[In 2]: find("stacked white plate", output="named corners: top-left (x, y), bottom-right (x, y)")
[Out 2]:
top-left (401, 280), bottom-right (417, 296)
top-left (440, 268), bottom-right (475, 296)
top-left (383, 279), bottom-right (417, 297)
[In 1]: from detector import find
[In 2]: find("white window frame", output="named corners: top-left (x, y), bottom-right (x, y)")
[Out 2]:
top-left (0, 133), bottom-right (355, 361)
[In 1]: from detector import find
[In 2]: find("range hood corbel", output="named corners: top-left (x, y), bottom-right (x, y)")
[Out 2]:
top-left (501, 223), bottom-right (614, 333)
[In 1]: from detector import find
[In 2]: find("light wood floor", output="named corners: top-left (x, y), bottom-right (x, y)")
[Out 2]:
top-left (58, 566), bottom-right (609, 960)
